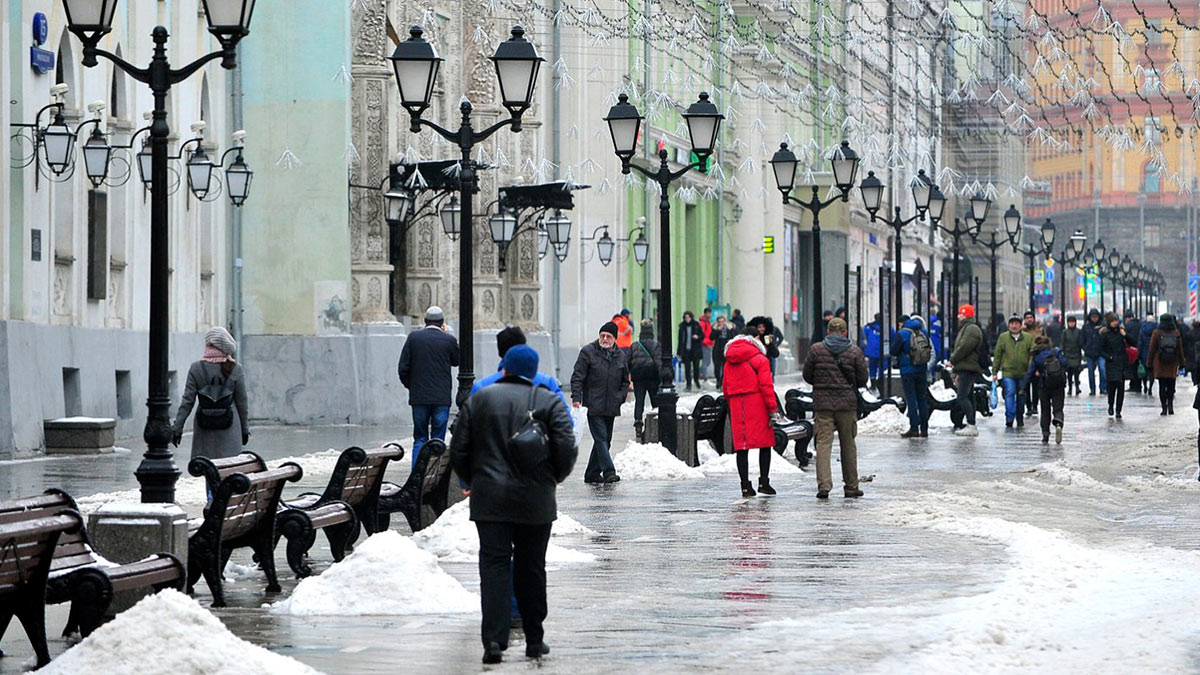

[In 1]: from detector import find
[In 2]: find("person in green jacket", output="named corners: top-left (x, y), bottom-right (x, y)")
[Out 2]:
top-left (948, 304), bottom-right (985, 436)
top-left (1060, 315), bottom-right (1084, 395)
top-left (991, 315), bottom-right (1035, 427)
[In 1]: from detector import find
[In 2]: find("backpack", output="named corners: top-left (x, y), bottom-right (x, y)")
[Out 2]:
top-left (908, 330), bottom-right (931, 366)
top-left (1157, 332), bottom-right (1179, 364)
top-left (629, 341), bottom-right (660, 384)
top-left (196, 376), bottom-right (235, 430)
top-left (973, 327), bottom-right (991, 374)
top-left (1042, 351), bottom-right (1067, 390)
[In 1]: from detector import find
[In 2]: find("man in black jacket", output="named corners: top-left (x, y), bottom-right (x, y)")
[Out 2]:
top-left (571, 321), bottom-right (630, 483)
top-left (449, 345), bottom-right (576, 665)
top-left (397, 306), bottom-right (460, 468)
top-left (1081, 308), bottom-right (1106, 396)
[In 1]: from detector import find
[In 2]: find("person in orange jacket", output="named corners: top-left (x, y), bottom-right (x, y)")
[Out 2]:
top-left (614, 309), bottom-right (634, 354)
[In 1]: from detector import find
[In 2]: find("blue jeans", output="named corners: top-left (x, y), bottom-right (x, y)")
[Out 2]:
top-left (900, 372), bottom-right (930, 430)
top-left (1086, 356), bottom-right (1107, 394)
top-left (411, 404), bottom-right (450, 468)
top-left (1001, 377), bottom-right (1025, 423)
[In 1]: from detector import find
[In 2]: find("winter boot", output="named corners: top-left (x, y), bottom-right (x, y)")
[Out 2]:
top-left (483, 642), bottom-right (504, 664)
top-left (919, 425), bottom-right (928, 437)
top-left (844, 488), bottom-right (864, 498)
top-left (1041, 431), bottom-right (1049, 444)
top-left (1161, 405), bottom-right (1168, 416)
top-left (1168, 399), bottom-right (1175, 415)
top-left (741, 481), bottom-right (756, 498)
top-left (634, 422), bottom-right (644, 441)
top-left (1054, 421), bottom-right (1063, 445)
top-left (900, 428), bottom-right (920, 438)
top-left (757, 478), bottom-right (777, 496)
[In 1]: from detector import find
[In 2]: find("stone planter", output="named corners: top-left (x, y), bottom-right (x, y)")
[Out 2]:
top-left (43, 417), bottom-right (116, 454)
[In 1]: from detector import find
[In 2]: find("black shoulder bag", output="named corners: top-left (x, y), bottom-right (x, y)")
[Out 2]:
top-left (507, 385), bottom-right (550, 475)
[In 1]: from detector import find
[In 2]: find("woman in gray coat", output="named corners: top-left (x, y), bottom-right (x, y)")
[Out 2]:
top-left (172, 327), bottom-right (250, 460)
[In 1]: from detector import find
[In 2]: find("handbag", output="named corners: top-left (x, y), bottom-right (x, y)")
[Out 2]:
top-left (507, 385), bottom-right (550, 476)
top-left (989, 379), bottom-right (998, 409)
top-left (1126, 345), bottom-right (1138, 365)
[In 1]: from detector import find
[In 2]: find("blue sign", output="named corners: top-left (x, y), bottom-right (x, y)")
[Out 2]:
top-left (1189, 275), bottom-right (1199, 291)
top-left (32, 13), bottom-right (49, 45)
top-left (30, 46), bottom-right (55, 75)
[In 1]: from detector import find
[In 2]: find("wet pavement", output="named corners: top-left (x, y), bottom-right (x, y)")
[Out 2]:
top-left (3, 376), bottom-right (1199, 673)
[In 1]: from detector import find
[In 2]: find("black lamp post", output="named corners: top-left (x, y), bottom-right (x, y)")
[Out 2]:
top-left (1092, 239), bottom-right (1106, 315)
top-left (859, 169), bottom-right (940, 321)
top-left (62, 0), bottom-right (255, 503)
top-left (933, 191), bottom-right (979, 341)
top-left (1057, 229), bottom-right (1087, 318)
top-left (1120, 255), bottom-right (1133, 313)
top-left (973, 204), bottom-right (1021, 337)
top-left (1015, 218), bottom-right (1055, 317)
top-left (1105, 248), bottom-right (1120, 312)
top-left (391, 24), bottom-right (543, 407)
top-left (770, 140), bottom-right (861, 341)
top-left (604, 91), bottom-right (723, 456)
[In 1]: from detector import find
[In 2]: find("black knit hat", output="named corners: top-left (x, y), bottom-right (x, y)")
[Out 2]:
top-left (496, 325), bottom-right (526, 358)
top-left (600, 321), bottom-right (619, 338)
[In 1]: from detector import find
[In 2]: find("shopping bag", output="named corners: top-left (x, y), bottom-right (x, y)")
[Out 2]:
top-left (989, 379), bottom-right (998, 409)
top-left (570, 406), bottom-right (587, 447)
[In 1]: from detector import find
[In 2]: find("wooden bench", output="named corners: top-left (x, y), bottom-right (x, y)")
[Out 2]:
top-left (189, 451), bottom-right (269, 497)
top-left (0, 509), bottom-right (83, 667)
top-left (275, 444), bottom-right (404, 577)
top-left (0, 490), bottom-right (184, 641)
top-left (187, 464), bottom-right (301, 607)
top-left (378, 439), bottom-right (452, 533)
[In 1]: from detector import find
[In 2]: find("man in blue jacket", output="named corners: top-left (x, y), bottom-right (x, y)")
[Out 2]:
top-left (891, 316), bottom-right (931, 438)
top-left (398, 306), bottom-right (460, 468)
top-left (1081, 308), bottom-right (1106, 395)
top-left (863, 313), bottom-right (885, 391)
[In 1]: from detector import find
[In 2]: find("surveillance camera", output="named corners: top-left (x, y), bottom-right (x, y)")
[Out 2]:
top-left (231, 130), bottom-right (247, 143)
top-left (190, 121), bottom-right (207, 134)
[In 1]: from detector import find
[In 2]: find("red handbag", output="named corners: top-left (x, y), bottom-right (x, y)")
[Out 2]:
top-left (1126, 345), bottom-right (1138, 364)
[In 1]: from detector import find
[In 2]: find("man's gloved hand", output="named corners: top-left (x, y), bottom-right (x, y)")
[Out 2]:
top-left (172, 431), bottom-right (182, 447)
top-left (242, 431), bottom-right (251, 446)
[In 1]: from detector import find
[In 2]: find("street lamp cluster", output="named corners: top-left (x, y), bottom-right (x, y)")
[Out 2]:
top-left (1085, 240), bottom-right (1163, 317)
top-left (49, 0), bottom-right (258, 503)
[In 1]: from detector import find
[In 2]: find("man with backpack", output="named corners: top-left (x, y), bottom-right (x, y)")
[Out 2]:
top-left (891, 315), bottom-right (932, 438)
top-left (1019, 335), bottom-right (1069, 443)
top-left (991, 315), bottom-right (1035, 428)
top-left (628, 319), bottom-right (666, 440)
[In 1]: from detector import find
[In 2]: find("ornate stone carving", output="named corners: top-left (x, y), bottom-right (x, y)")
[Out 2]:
top-left (482, 289), bottom-right (496, 316)
top-left (417, 223), bottom-right (436, 268)
top-left (518, 238), bottom-right (536, 280)
top-left (352, 277), bottom-right (362, 306)
top-left (367, 276), bottom-right (384, 307)
top-left (520, 293), bottom-right (535, 321)
top-left (418, 282), bottom-right (432, 310)
top-left (352, 0), bottom-right (388, 68)
top-left (478, 225), bottom-right (496, 276)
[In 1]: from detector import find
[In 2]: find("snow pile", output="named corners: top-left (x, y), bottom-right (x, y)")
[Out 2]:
top-left (869, 492), bottom-right (1200, 672)
top-left (697, 441), bottom-right (721, 464)
top-left (855, 405), bottom-right (911, 436)
top-left (613, 442), bottom-right (706, 480)
top-left (1024, 461), bottom-right (1123, 494)
top-left (412, 501), bottom-right (597, 563)
top-left (929, 380), bottom-right (956, 402)
top-left (272, 530), bottom-right (477, 616)
top-left (550, 511), bottom-right (597, 536)
top-left (42, 589), bottom-right (319, 675)
top-left (700, 450), bottom-right (803, 475)
top-left (222, 561), bottom-right (264, 582)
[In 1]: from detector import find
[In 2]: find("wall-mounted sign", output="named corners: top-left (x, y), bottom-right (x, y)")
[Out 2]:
top-left (31, 229), bottom-right (42, 261)
top-left (30, 12), bottom-right (55, 75)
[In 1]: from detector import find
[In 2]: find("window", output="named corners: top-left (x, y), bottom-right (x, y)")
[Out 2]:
top-left (1144, 162), bottom-right (1161, 193)
top-left (1145, 224), bottom-right (1160, 248)
top-left (87, 190), bottom-right (107, 300)
top-left (1144, 115), bottom-right (1161, 145)
top-left (1143, 69), bottom-right (1162, 95)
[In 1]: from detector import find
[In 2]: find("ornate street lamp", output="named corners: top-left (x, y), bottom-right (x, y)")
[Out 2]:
top-left (41, 111), bottom-right (77, 175)
top-left (61, 0), bottom-right (257, 504)
top-left (596, 230), bottom-right (615, 266)
top-left (1040, 218), bottom-right (1057, 254)
top-left (632, 231), bottom-right (649, 266)
top-left (81, 126), bottom-right (112, 187)
top-left (771, 140), bottom-right (859, 341)
top-left (224, 152), bottom-right (253, 206)
top-left (186, 145), bottom-right (216, 200)
top-left (976, 204), bottom-right (1021, 339)
top-left (604, 91), bottom-right (722, 455)
top-left (860, 168), bottom-right (929, 322)
top-left (440, 195), bottom-right (461, 240)
top-left (393, 25), bottom-right (542, 414)
top-left (911, 169), bottom-right (932, 212)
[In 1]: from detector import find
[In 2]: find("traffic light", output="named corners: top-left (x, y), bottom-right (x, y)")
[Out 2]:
top-left (763, 235), bottom-right (775, 254)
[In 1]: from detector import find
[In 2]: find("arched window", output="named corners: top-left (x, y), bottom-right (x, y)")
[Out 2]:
top-left (1143, 162), bottom-right (1161, 194)
top-left (55, 29), bottom-right (76, 110)
top-left (109, 45), bottom-right (128, 121)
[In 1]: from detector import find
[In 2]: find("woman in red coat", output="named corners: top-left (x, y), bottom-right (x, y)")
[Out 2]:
top-left (722, 331), bottom-right (779, 497)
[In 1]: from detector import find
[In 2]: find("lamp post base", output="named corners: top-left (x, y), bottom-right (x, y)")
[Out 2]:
top-left (654, 386), bottom-right (679, 455)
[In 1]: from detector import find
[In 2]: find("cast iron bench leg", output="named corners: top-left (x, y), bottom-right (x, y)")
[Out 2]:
top-left (325, 516), bottom-right (358, 563)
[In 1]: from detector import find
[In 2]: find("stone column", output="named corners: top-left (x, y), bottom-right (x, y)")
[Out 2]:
top-left (350, 0), bottom-right (396, 323)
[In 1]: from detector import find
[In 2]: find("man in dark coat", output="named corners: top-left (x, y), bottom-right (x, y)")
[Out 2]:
top-left (449, 345), bottom-right (577, 665)
top-left (731, 308), bottom-right (746, 332)
top-left (398, 306), bottom-right (461, 468)
top-left (1060, 315), bottom-right (1084, 395)
top-left (628, 320), bottom-right (665, 439)
top-left (710, 314), bottom-right (736, 389)
top-left (802, 317), bottom-right (868, 499)
top-left (1138, 313), bottom-right (1157, 395)
top-left (1081, 308), bottom-right (1106, 396)
top-left (571, 322), bottom-right (630, 483)
top-left (676, 311), bottom-right (704, 391)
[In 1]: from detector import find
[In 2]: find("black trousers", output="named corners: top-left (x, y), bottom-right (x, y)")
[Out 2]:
top-left (1158, 377), bottom-right (1177, 408)
top-left (713, 356), bottom-right (726, 388)
top-left (1107, 384), bottom-right (1125, 413)
top-left (1039, 385), bottom-right (1065, 434)
top-left (632, 381), bottom-right (656, 425)
top-left (955, 372), bottom-right (978, 425)
top-left (476, 521), bottom-right (552, 649)
top-left (682, 355), bottom-right (701, 387)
